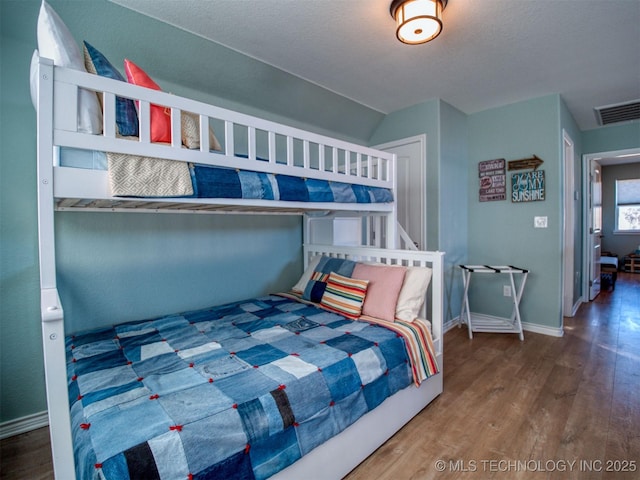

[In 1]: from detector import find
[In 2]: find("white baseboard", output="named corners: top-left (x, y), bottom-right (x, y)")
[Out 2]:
top-left (564, 298), bottom-right (584, 318)
top-left (443, 318), bottom-right (458, 333)
top-left (0, 411), bottom-right (48, 440)
top-left (522, 321), bottom-right (564, 337)
top-left (572, 298), bottom-right (584, 317)
top-left (450, 316), bottom-right (564, 338)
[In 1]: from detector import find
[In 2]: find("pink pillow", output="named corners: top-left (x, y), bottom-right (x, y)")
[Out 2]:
top-left (124, 59), bottom-right (171, 143)
top-left (352, 264), bottom-right (407, 321)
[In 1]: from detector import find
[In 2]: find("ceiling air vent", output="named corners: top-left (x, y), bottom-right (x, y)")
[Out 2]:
top-left (594, 100), bottom-right (640, 126)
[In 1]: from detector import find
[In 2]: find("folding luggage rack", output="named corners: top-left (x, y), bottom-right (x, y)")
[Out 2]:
top-left (459, 264), bottom-right (529, 341)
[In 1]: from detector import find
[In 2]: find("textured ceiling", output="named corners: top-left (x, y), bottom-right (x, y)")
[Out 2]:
top-left (110, 0), bottom-right (640, 131)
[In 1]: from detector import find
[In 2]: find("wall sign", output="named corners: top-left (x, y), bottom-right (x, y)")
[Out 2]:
top-left (478, 159), bottom-right (506, 202)
top-left (511, 170), bottom-right (545, 202)
top-left (508, 155), bottom-right (544, 171)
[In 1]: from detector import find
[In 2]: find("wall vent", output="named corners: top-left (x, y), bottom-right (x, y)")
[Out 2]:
top-left (594, 100), bottom-right (640, 126)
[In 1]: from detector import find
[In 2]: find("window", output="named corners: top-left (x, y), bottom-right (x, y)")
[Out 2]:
top-left (615, 178), bottom-right (640, 232)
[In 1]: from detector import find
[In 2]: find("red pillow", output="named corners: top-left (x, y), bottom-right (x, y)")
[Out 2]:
top-left (124, 59), bottom-right (171, 143)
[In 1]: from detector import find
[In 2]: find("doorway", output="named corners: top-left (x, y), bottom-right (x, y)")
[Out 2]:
top-left (588, 159), bottom-right (603, 300)
top-left (374, 135), bottom-right (426, 249)
top-left (582, 147), bottom-right (640, 301)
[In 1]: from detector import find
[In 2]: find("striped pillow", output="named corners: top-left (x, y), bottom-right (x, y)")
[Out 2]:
top-left (320, 272), bottom-right (369, 319)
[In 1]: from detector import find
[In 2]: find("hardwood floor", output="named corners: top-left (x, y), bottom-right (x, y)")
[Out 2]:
top-left (2, 274), bottom-right (638, 479)
top-left (0, 425), bottom-right (52, 479)
top-left (346, 272), bottom-right (640, 480)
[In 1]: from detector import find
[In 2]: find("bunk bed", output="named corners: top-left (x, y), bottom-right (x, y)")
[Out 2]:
top-left (34, 9), bottom-right (444, 478)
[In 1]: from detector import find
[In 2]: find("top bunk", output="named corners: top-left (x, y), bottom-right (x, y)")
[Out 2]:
top-left (35, 56), bottom-right (396, 216)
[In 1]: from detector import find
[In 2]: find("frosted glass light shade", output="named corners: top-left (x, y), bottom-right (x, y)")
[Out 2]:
top-left (390, 0), bottom-right (446, 45)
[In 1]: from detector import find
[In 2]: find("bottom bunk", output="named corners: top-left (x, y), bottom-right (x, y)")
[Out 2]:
top-left (47, 245), bottom-right (444, 479)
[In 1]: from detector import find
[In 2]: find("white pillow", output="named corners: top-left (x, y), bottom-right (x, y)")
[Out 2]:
top-left (37, 1), bottom-right (102, 134)
top-left (395, 267), bottom-right (432, 322)
top-left (291, 255), bottom-right (322, 293)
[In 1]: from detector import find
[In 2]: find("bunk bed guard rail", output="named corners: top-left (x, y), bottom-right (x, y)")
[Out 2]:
top-left (41, 57), bottom-right (396, 205)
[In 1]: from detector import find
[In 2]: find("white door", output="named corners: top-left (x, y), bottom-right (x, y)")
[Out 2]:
top-left (375, 135), bottom-right (426, 249)
top-left (588, 160), bottom-right (602, 300)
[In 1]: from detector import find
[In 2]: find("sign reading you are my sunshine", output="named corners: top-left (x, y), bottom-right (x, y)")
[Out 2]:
top-left (511, 170), bottom-right (545, 202)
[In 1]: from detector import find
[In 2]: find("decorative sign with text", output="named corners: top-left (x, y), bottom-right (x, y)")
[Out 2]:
top-left (511, 170), bottom-right (545, 202)
top-left (479, 159), bottom-right (506, 202)
top-left (508, 155), bottom-right (544, 171)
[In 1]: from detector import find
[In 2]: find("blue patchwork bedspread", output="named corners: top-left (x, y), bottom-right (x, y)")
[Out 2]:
top-left (192, 165), bottom-right (394, 203)
top-left (67, 295), bottom-right (413, 480)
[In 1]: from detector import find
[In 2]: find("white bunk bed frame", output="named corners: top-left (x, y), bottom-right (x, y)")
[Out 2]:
top-left (35, 57), bottom-right (444, 479)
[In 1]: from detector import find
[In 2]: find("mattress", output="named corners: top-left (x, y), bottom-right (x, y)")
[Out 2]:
top-left (59, 147), bottom-right (108, 170)
top-left (59, 148), bottom-right (394, 203)
top-left (67, 294), bottom-right (418, 480)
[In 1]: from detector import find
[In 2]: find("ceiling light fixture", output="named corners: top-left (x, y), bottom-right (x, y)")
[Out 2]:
top-left (390, 0), bottom-right (447, 45)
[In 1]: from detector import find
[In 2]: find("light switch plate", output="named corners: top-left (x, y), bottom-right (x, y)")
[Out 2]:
top-left (534, 216), bottom-right (548, 228)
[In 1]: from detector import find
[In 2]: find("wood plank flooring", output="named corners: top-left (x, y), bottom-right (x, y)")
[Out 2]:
top-left (2, 274), bottom-right (638, 479)
top-left (346, 272), bottom-right (640, 480)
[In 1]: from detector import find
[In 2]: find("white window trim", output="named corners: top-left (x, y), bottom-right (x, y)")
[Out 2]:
top-left (614, 179), bottom-right (640, 234)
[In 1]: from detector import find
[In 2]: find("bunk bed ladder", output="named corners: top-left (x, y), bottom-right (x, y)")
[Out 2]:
top-left (36, 58), bottom-right (77, 480)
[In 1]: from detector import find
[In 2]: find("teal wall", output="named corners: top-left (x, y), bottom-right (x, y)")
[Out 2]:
top-left (601, 163), bottom-right (640, 257)
top-left (1, 8), bottom-right (48, 426)
top-left (437, 101), bottom-right (469, 323)
top-left (582, 121), bottom-right (640, 154)
top-left (467, 95), bottom-right (563, 330)
top-left (55, 213), bottom-right (301, 334)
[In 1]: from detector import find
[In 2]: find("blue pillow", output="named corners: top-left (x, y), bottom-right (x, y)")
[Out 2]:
top-left (82, 41), bottom-right (139, 137)
top-left (302, 256), bottom-right (357, 302)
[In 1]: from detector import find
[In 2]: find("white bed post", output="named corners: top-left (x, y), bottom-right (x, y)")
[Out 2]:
top-left (386, 153), bottom-right (398, 248)
top-left (36, 58), bottom-right (76, 480)
top-left (430, 251), bottom-right (445, 356)
top-left (303, 213), bottom-right (311, 268)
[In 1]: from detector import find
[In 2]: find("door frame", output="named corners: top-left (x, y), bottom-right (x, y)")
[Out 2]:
top-left (562, 130), bottom-right (576, 316)
top-left (374, 135), bottom-right (427, 249)
top-left (582, 147), bottom-right (640, 300)
top-left (588, 159), bottom-right (603, 300)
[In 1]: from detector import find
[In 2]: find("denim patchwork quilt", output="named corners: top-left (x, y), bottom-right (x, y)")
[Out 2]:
top-left (67, 295), bottom-right (415, 480)
top-left (192, 164), bottom-right (394, 203)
